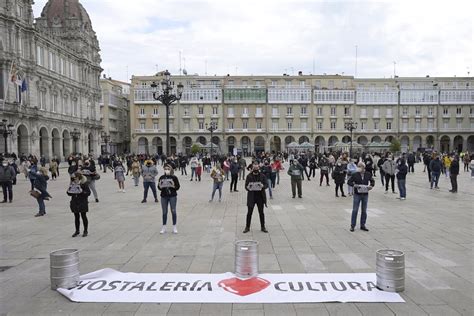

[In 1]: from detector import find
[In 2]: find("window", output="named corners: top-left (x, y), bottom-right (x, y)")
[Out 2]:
top-left (403, 107), bottom-right (408, 115)
top-left (228, 107), bottom-right (234, 116)
top-left (344, 107), bottom-right (350, 116)
top-left (457, 119), bottom-right (462, 129)
top-left (373, 108), bottom-right (380, 117)
top-left (39, 90), bottom-right (46, 110)
top-left (139, 122), bottom-right (145, 130)
top-left (360, 121), bottom-right (366, 130)
top-left (317, 107), bottom-right (323, 116)
top-left (415, 107), bottom-right (421, 115)
top-left (330, 106), bottom-right (336, 116)
top-left (443, 120), bottom-right (448, 129)
top-left (287, 120), bottom-right (293, 130)
top-left (198, 122), bottom-right (204, 130)
top-left (228, 120), bottom-right (234, 129)
top-left (0, 70), bottom-right (4, 100)
top-left (384, 83), bottom-right (389, 91)
top-left (443, 107), bottom-right (448, 115)
top-left (402, 120), bottom-right (408, 132)
top-left (330, 121), bottom-right (336, 130)
top-left (428, 107), bottom-right (434, 116)
top-left (301, 106), bottom-right (307, 115)
top-left (374, 121), bottom-right (379, 131)
top-left (301, 121), bottom-right (307, 130)
top-left (300, 81), bottom-right (305, 88)
top-left (256, 107), bottom-right (263, 116)
top-left (153, 107), bottom-right (159, 115)
top-left (328, 80), bottom-right (334, 89)
top-left (198, 106), bottom-right (204, 114)
top-left (360, 108), bottom-right (367, 117)
top-left (168, 106), bottom-right (173, 116)
top-left (62, 96), bottom-right (68, 114)
top-left (415, 120), bottom-right (421, 131)
top-left (287, 106), bottom-right (293, 115)
top-left (285, 81), bottom-right (292, 88)
top-left (317, 121), bottom-right (323, 130)
top-left (342, 80), bottom-right (347, 89)
top-left (386, 107), bottom-right (392, 117)
top-left (456, 107), bottom-right (462, 115)
top-left (242, 80), bottom-right (247, 86)
top-left (272, 107), bottom-right (278, 116)
top-left (242, 120), bottom-right (248, 129)
top-left (73, 99), bottom-right (78, 116)
top-left (52, 94), bottom-right (58, 112)
top-left (272, 121), bottom-right (278, 130)
top-left (242, 107), bottom-right (249, 115)
top-left (386, 122), bottom-right (392, 130)
top-left (255, 81), bottom-right (262, 87)
top-left (139, 108), bottom-right (145, 115)
top-left (184, 121), bottom-right (190, 131)
top-left (153, 122), bottom-right (159, 130)
top-left (256, 120), bottom-right (262, 129)
top-left (212, 107), bottom-right (218, 115)
top-left (428, 120), bottom-right (434, 131)
top-left (49, 51), bottom-right (53, 70)
top-left (271, 80), bottom-right (277, 86)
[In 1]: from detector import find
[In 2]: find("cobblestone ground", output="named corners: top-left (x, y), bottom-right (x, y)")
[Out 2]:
top-left (0, 162), bottom-right (473, 315)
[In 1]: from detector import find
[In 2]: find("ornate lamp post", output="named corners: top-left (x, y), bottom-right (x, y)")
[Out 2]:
top-left (101, 131), bottom-right (111, 154)
top-left (344, 120), bottom-right (358, 159)
top-left (71, 128), bottom-right (81, 154)
top-left (206, 121), bottom-right (218, 156)
top-left (151, 70), bottom-right (183, 156)
top-left (0, 119), bottom-right (14, 155)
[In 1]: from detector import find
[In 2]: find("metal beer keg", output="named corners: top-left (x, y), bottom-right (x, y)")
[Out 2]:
top-left (50, 249), bottom-right (80, 290)
top-left (235, 240), bottom-right (259, 278)
top-left (376, 249), bottom-right (405, 292)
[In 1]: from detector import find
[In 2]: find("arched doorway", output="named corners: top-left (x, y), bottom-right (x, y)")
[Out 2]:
top-left (197, 136), bottom-right (207, 145)
top-left (17, 125), bottom-right (29, 155)
top-left (357, 136), bottom-right (368, 146)
top-left (63, 130), bottom-right (71, 158)
top-left (453, 135), bottom-right (463, 153)
top-left (39, 127), bottom-right (49, 159)
top-left (270, 136), bottom-right (281, 153)
top-left (385, 135), bottom-right (394, 143)
top-left (52, 129), bottom-right (61, 158)
top-left (342, 135), bottom-right (351, 143)
top-left (314, 136), bottom-right (325, 153)
top-left (371, 136), bottom-right (382, 143)
top-left (182, 136), bottom-right (192, 155)
top-left (152, 137), bottom-right (163, 155)
top-left (298, 136), bottom-right (309, 144)
top-left (440, 135), bottom-right (450, 153)
top-left (170, 137), bottom-right (177, 155)
top-left (413, 136), bottom-right (422, 152)
top-left (254, 136), bottom-right (265, 154)
top-left (241, 136), bottom-right (251, 156)
top-left (426, 135), bottom-right (434, 149)
top-left (328, 136), bottom-right (338, 147)
top-left (227, 136), bottom-right (236, 155)
top-left (467, 135), bottom-right (474, 152)
top-left (138, 137), bottom-right (149, 154)
top-left (400, 136), bottom-right (409, 153)
top-left (284, 136), bottom-right (295, 149)
top-left (211, 136), bottom-right (220, 149)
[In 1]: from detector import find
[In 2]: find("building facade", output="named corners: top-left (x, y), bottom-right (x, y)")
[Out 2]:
top-left (129, 74), bottom-right (474, 155)
top-left (0, 0), bottom-right (102, 159)
top-left (99, 77), bottom-right (130, 154)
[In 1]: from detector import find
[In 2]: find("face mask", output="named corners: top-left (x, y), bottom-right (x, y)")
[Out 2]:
top-left (2, 163), bottom-right (7, 167)
top-left (164, 170), bottom-right (171, 175)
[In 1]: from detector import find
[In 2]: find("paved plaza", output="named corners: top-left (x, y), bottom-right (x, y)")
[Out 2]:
top-left (0, 162), bottom-right (473, 315)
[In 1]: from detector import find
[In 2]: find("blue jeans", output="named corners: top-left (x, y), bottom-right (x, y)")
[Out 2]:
top-left (191, 167), bottom-right (196, 179)
top-left (431, 171), bottom-right (440, 188)
top-left (161, 196), bottom-right (177, 225)
top-left (398, 179), bottom-right (406, 198)
top-left (351, 193), bottom-right (368, 228)
top-left (267, 178), bottom-right (272, 197)
top-left (211, 182), bottom-right (223, 200)
top-left (37, 195), bottom-right (46, 215)
top-left (143, 181), bottom-right (157, 200)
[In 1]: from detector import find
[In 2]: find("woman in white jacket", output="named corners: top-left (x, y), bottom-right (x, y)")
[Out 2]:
top-left (382, 154), bottom-right (397, 194)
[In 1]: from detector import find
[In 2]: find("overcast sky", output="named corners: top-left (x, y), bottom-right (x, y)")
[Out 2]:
top-left (33, 0), bottom-right (473, 82)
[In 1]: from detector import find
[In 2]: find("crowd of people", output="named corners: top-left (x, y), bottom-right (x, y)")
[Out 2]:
top-left (1, 149), bottom-right (473, 237)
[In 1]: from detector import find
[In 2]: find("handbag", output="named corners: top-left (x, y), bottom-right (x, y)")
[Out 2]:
top-left (30, 189), bottom-right (41, 199)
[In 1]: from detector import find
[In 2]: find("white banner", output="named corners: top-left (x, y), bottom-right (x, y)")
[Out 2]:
top-left (57, 268), bottom-right (404, 303)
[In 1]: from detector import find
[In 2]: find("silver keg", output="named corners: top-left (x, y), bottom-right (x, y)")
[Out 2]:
top-left (50, 248), bottom-right (80, 290)
top-left (235, 240), bottom-right (259, 278)
top-left (376, 249), bottom-right (405, 292)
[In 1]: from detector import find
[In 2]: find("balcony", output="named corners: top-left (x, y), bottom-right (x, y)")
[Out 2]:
top-left (314, 90), bottom-right (355, 104)
top-left (271, 113), bottom-right (280, 118)
top-left (211, 113), bottom-right (219, 118)
top-left (227, 112), bottom-right (235, 118)
top-left (182, 113), bottom-right (190, 118)
top-left (151, 114), bottom-right (159, 118)
top-left (356, 89), bottom-right (398, 105)
top-left (440, 90), bottom-right (474, 104)
top-left (224, 88), bottom-right (267, 103)
top-left (180, 88), bottom-right (222, 104)
top-left (268, 88), bottom-right (311, 104)
top-left (300, 113), bottom-right (309, 118)
top-left (360, 112), bottom-right (367, 119)
top-left (197, 113), bottom-right (204, 118)
top-left (138, 114), bottom-right (147, 119)
top-left (386, 113), bottom-right (393, 119)
top-left (286, 113), bottom-right (294, 118)
top-left (255, 112), bottom-right (264, 118)
top-left (400, 90), bottom-right (438, 104)
top-left (442, 114), bottom-right (451, 118)
top-left (241, 113), bottom-right (249, 118)
top-left (456, 113), bottom-right (463, 118)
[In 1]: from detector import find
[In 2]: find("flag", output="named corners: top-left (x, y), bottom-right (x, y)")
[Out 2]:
top-left (9, 62), bottom-right (17, 83)
top-left (21, 78), bottom-right (27, 92)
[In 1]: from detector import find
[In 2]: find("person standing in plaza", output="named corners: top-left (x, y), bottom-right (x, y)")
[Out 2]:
top-left (0, 158), bottom-right (15, 203)
top-left (318, 155), bottom-right (330, 186)
top-left (131, 158), bottom-right (141, 186)
top-left (429, 155), bottom-right (443, 189)
top-left (261, 159), bottom-right (273, 199)
top-left (243, 163), bottom-right (268, 233)
top-left (114, 161), bottom-right (126, 192)
top-left (463, 152), bottom-right (470, 172)
top-left (67, 172), bottom-right (91, 237)
top-left (407, 152), bottom-right (416, 173)
top-left (288, 159), bottom-right (304, 198)
top-left (81, 160), bottom-right (100, 203)
top-left (33, 167), bottom-right (50, 217)
top-left (50, 159), bottom-right (59, 180)
top-left (377, 154), bottom-right (386, 186)
top-left (195, 161), bottom-right (202, 181)
top-left (141, 160), bottom-right (159, 203)
top-left (449, 155), bottom-right (459, 193)
top-left (382, 154), bottom-right (396, 194)
top-left (238, 155), bottom-right (247, 180)
top-left (346, 158), bottom-right (357, 196)
top-left (347, 162), bottom-right (375, 232)
top-left (443, 154), bottom-right (452, 178)
top-left (396, 158), bottom-right (408, 200)
top-left (332, 160), bottom-right (346, 197)
top-left (157, 165), bottom-right (180, 234)
top-left (189, 155), bottom-right (198, 181)
top-left (271, 158), bottom-right (283, 186)
top-left (229, 157), bottom-right (241, 192)
top-left (209, 163), bottom-right (224, 202)
top-left (298, 154), bottom-right (311, 181)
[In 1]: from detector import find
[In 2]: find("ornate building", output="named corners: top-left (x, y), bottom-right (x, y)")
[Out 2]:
top-left (0, 0), bottom-right (102, 158)
top-left (130, 74), bottom-right (474, 155)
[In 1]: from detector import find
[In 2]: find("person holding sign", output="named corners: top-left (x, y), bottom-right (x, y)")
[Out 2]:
top-left (347, 162), bottom-right (375, 232)
top-left (157, 165), bottom-right (181, 234)
top-left (67, 171), bottom-right (91, 237)
top-left (287, 160), bottom-right (304, 198)
top-left (243, 163), bottom-right (268, 233)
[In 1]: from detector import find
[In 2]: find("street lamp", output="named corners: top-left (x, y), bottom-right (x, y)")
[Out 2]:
top-left (151, 70), bottom-right (184, 156)
top-left (101, 131), bottom-right (111, 154)
top-left (71, 128), bottom-right (81, 154)
top-left (206, 121), bottom-right (218, 156)
top-left (0, 119), bottom-right (14, 155)
top-left (344, 120), bottom-right (358, 159)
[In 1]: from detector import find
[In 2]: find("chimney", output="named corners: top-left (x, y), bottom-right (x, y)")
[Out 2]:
top-left (298, 71), bottom-right (303, 76)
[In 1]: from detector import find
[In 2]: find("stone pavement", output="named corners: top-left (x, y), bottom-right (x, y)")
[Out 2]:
top-left (0, 162), bottom-right (473, 315)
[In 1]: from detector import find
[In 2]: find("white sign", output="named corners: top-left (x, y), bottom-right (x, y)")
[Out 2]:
top-left (57, 269), bottom-right (404, 303)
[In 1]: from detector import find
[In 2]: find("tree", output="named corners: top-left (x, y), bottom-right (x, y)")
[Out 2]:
top-left (191, 144), bottom-right (201, 155)
top-left (390, 138), bottom-right (401, 153)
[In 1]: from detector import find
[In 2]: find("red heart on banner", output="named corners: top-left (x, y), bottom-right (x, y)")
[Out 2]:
top-left (218, 277), bottom-right (271, 296)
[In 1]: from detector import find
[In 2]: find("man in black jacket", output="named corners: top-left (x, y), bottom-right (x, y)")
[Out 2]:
top-left (347, 162), bottom-right (375, 232)
top-left (243, 163), bottom-right (268, 233)
top-left (449, 155), bottom-right (459, 193)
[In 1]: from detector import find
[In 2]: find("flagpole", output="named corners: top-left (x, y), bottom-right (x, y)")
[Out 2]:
top-left (3, 60), bottom-right (14, 111)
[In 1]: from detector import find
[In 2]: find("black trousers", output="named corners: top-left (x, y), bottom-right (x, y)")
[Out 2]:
top-left (74, 212), bottom-right (89, 232)
top-left (385, 174), bottom-right (395, 192)
top-left (303, 167), bottom-right (311, 180)
top-left (408, 164), bottom-right (414, 173)
top-left (230, 174), bottom-right (238, 191)
top-left (309, 167), bottom-right (316, 178)
top-left (335, 183), bottom-right (344, 196)
top-left (1, 181), bottom-right (13, 201)
top-left (450, 174), bottom-right (458, 192)
top-left (320, 172), bottom-right (329, 185)
top-left (246, 203), bottom-right (265, 229)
